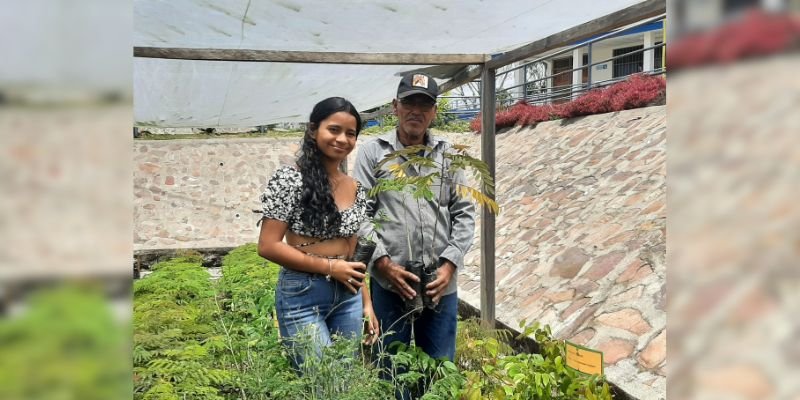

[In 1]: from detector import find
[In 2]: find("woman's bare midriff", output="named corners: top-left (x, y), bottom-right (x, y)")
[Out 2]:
top-left (285, 231), bottom-right (355, 259)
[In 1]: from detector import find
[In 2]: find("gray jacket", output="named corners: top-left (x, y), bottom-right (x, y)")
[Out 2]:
top-left (353, 130), bottom-right (476, 296)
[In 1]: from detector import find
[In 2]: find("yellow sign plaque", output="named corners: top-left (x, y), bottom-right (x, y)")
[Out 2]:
top-left (565, 341), bottom-right (604, 375)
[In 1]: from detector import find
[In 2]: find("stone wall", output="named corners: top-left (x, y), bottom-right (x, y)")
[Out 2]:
top-left (134, 133), bottom-right (452, 249)
top-left (458, 106), bottom-right (666, 399)
top-left (134, 106), bottom-right (666, 399)
top-left (134, 137), bottom-right (305, 249)
top-left (3, 105), bottom-right (132, 280)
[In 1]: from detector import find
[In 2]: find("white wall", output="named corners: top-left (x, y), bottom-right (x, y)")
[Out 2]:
top-left (590, 44), bottom-right (614, 83)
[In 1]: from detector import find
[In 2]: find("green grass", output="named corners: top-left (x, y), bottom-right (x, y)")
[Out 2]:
top-left (135, 130), bottom-right (305, 140)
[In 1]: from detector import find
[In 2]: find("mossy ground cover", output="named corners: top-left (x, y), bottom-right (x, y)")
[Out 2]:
top-left (0, 286), bottom-right (131, 400)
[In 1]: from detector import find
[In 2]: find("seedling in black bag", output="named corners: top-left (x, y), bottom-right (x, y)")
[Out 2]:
top-left (421, 263), bottom-right (439, 310)
top-left (349, 210), bottom-right (388, 283)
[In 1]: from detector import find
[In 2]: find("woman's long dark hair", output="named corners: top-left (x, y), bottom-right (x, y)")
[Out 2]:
top-left (296, 97), bottom-right (362, 235)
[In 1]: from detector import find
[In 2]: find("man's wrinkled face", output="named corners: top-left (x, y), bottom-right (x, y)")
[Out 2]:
top-left (393, 94), bottom-right (437, 145)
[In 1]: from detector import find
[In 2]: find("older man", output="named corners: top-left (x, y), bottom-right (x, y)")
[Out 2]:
top-left (353, 72), bottom-right (476, 367)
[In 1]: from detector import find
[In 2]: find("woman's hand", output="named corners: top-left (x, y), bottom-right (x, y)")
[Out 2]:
top-left (330, 259), bottom-right (366, 294)
top-left (362, 305), bottom-right (380, 345)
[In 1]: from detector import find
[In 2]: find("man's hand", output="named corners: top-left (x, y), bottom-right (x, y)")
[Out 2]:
top-left (425, 260), bottom-right (456, 305)
top-left (375, 256), bottom-right (420, 300)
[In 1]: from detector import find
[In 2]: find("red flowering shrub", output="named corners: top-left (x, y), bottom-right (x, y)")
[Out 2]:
top-left (495, 101), bottom-right (530, 129)
top-left (469, 116), bottom-right (482, 132)
top-left (470, 74), bottom-right (666, 132)
top-left (607, 73), bottom-right (666, 110)
top-left (471, 101), bottom-right (537, 131)
top-left (518, 104), bottom-right (558, 126)
top-left (668, 10), bottom-right (800, 71)
top-left (556, 88), bottom-right (611, 119)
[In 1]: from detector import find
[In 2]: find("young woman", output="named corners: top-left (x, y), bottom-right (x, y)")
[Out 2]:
top-left (257, 97), bottom-right (379, 368)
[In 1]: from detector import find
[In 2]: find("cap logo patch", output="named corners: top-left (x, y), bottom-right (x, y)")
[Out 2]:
top-left (412, 74), bottom-right (429, 88)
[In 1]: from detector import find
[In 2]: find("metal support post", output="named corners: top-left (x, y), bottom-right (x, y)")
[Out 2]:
top-left (480, 66), bottom-right (496, 328)
top-left (587, 43), bottom-right (593, 90)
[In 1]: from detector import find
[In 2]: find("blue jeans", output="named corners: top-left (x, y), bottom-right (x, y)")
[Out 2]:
top-left (370, 279), bottom-right (458, 361)
top-left (275, 267), bottom-right (363, 370)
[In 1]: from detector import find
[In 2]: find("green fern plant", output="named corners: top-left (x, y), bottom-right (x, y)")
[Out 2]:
top-left (134, 260), bottom-right (228, 400)
top-left (133, 245), bottom-right (617, 400)
top-left (455, 318), bottom-right (514, 371)
top-left (388, 343), bottom-right (464, 399)
top-left (369, 143), bottom-right (498, 263)
top-left (456, 319), bottom-right (614, 399)
top-left (371, 144), bottom-right (498, 213)
top-left (213, 244), bottom-right (297, 400)
top-left (0, 285), bottom-right (130, 400)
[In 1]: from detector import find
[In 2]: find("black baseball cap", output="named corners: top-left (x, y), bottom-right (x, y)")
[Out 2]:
top-left (397, 72), bottom-right (439, 101)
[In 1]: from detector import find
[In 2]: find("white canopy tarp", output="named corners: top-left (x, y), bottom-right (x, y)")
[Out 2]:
top-left (134, 0), bottom-right (646, 127)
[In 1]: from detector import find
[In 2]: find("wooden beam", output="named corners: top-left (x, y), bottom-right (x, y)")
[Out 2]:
top-left (359, 106), bottom-right (392, 121)
top-left (134, 47), bottom-right (488, 65)
top-left (480, 66), bottom-right (497, 328)
top-left (439, 65), bottom-right (483, 93)
top-left (486, 0), bottom-right (665, 69)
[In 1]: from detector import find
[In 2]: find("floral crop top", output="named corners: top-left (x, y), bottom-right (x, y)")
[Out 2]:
top-left (260, 165), bottom-right (368, 239)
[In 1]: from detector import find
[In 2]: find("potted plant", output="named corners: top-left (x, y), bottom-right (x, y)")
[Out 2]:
top-left (368, 143), bottom-right (499, 316)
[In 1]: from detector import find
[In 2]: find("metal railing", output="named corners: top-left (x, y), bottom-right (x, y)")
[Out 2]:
top-left (447, 14), bottom-right (667, 112)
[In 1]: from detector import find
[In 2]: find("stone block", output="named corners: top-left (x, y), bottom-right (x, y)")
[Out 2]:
top-left (696, 364), bottom-right (773, 399)
top-left (569, 328), bottom-right (596, 345)
top-left (595, 308), bottom-right (652, 335)
top-left (596, 338), bottom-right (635, 365)
top-left (608, 286), bottom-right (645, 305)
top-left (616, 260), bottom-right (646, 283)
top-left (544, 289), bottom-right (575, 304)
top-left (520, 287), bottom-right (547, 308)
top-left (550, 247), bottom-right (589, 279)
top-left (638, 330), bottom-right (666, 369)
top-left (583, 251), bottom-right (626, 281)
top-left (139, 162), bottom-right (160, 174)
top-left (560, 297), bottom-right (589, 320)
